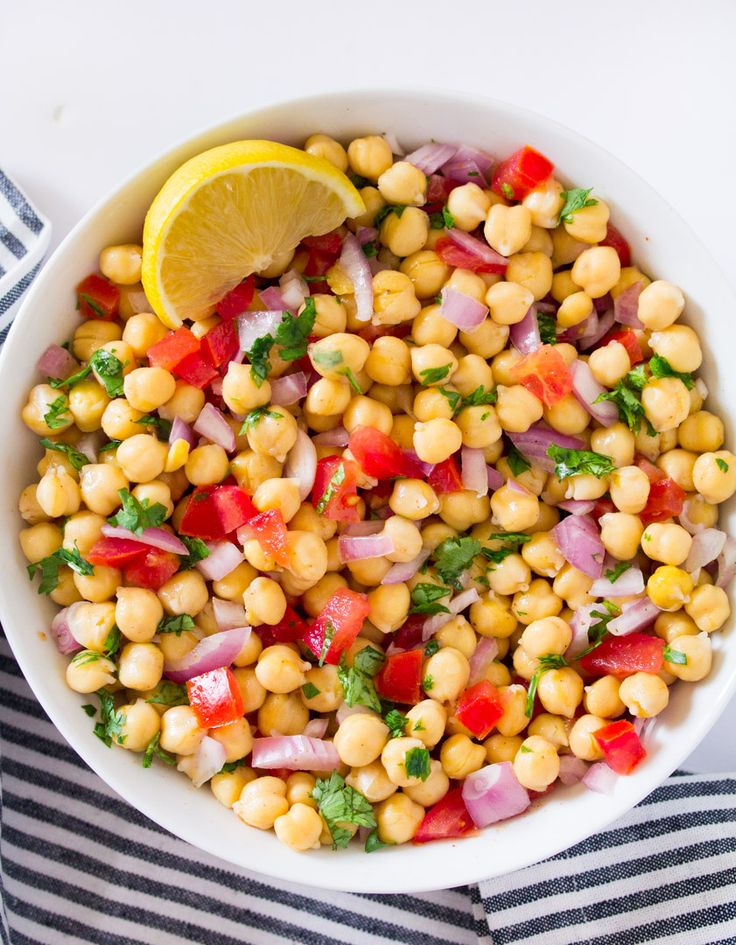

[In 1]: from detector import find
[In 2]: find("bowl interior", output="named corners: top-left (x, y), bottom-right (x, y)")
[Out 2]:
top-left (0, 89), bottom-right (734, 893)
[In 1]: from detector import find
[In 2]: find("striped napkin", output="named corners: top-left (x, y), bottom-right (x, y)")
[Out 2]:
top-left (1, 170), bottom-right (735, 945)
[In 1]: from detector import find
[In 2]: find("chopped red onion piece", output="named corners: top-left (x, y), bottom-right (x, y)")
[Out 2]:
top-left (270, 372), bottom-right (308, 407)
top-left (582, 762), bottom-right (617, 795)
top-left (558, 755), bottom-right (589, 786)
top-left (614, 281), bottom-right (644, 328)
top-left (210, 377), bottom-right (223, 397)
top-left (440, 287), bottom-right (488, 332)
top-left (404, 142), bottom-right (458, 174)
top-left (212, 597), bottom-right (248, 631)
top-left (340, 233), bottom-right (373, 322)
top-left (401, 448), bottom-right (434, 476)
top-left (340, 520), bottom-right (385, 537)
top-left (279, 269), bottom-right (309, 311)
top-left (74, 433), bottom-right (102, 464)
top-left (284, 428), bottom-right (317, 501)
top-left (462, 762), bottom-right (530, 828)
top-left (441, 145), bottom-right (495, 186)
top-left (450, 587), bottom-right (480, 613)
top-left (552, 514), bottom-right (604, 578)
top-left (685, 528), bottom-right (727, 573)
top-left (303, 718), bottom-right (329, 739)
top-left (468, 637), bottom-right (500, 685)
top-left (558, 500), bottom-right (596, 516)
top-left (461, 447), bottom-right (489, 496)
top-left (259, 286), bottom-right (289, 311)
top-left (422, 612), bottom-right (454, 641)
top-left (566, 603), bottom-right (598, 660)
top-left (589, 566), bottom-right (644, 598)
top-left (487, 465), bottom-right (504, 491)
top-left (508, 425), bottom-right (585, 473)
top-left (51, 603), bottom-right (84, 655)
top-left (368, 257), bottom-right (392, 276)
top-left (194, 403), bottom-right (235, 453)
top-left (558, 311), bottom-right (596, 345)
top-left (101, 524), bottom-right (188, 556)
top-left (570, 359), bottom-right (619, 427)
top-left (633, 716), bottom-right (657, 747)
top-left (535, 300), bottom-right (558, 314)
top-left (196, 541), bottom-right (243, 582)
top-left (36, 344), bottom-right (79, 380)
top-left (383, 131), bottom-right (405, 156)
top-left (338, 531), bottom-right (395, 562)
top-left (593, 293), bottom-right (612, 314)
top-left (578, 308), bottom-right (616, 351)
top-left (382, 549), bottom-right (431, 585)
top-left (716, 536), bottom-right (736, 588)
top-left (163, 627), bottom-right (249, 683)
top-left (443, 228), bottom-right (507, 273)
top-left (607, 597), bottom-right (660, 636)
top-left (177, 736), bottom-right (226, 788)
top-left (312, 426), bottom-right (350, 447)
top-left (169, 415), bottom-right (197, 449)
top-left (509, 306), bottom-right (541, 355)
top-left (237, 310), bottom-right (284, 351)
top-left (251, 735), bottom-right (340, 771)
top-left (356, 226), bottom-right (378, 245)
top-left (335, 703), bottom-right (371, 725)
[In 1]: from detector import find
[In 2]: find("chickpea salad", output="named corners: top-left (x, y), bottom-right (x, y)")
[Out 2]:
top-left (18, 132), bottom-right (735, 854)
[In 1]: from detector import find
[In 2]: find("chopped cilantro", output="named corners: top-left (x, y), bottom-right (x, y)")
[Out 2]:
top-left (78, 292), bottom-right (107, 319)
top-left (311, 348), bottom-right (344, 370)
top-left (404, 747), bottom-right (431, 781)
top-left (461, 385), bottom-right (497, 408)
top-left (578, 601), bottom-right (620, 657)
top-left (558, 187), bottom-right (598, 224)
top-left (301, 682), bottom-right (321, 700)
top-left (500, 182), bottom-right (515, 200)
top-left (605, 561), bottom-right (631, 583)
top-left (383, 708), bottom-right (408, 739)
top-left (145, 681), bottom-right (189, 707)
top-left (43, 395), bottom-right (71, 430)
top-left (362, 241), bottom-right (378, 258)
top-left (497, 532), bottom-right (532, 545)
top-left (438, 387), bottom-right (462, 414)
top-left (337, 648), bottom-right (384, 713)
top-left (39, 438), bottom-right (89, 472)
top-left (519, 745), bottom-right (532, 754)
top-left (311, 772), bottom-right (376, 850)
top-left (81, 704), bottom-right (96, 718)
top-left (92, 689), bottom-right (127, 747)
top-left (275, 298), bottom-right (317, 361)
top-left (88, 348), bottom-right (126, 398)
top-left (247, 334), bottom-right (274, 386)
top-left (98, 439), bottom-right (121, 454)
top-left (219, 760), bottom-right (245, 774)
top-left (525, 654), bottom-right (568, 717)
top-left (375, 205), bottom-right (406, 227)
top-left (135, 415), bottom-right (173, 441)
top-left (429, 211), bottom-right (445, 229)
top-left (441, 207), bottom-right (455, 228)
top-left (422, 674), bottom-right (435, 691)
top-left (594, 363), bottom-right (654, 434)
top-left (537, 312), bottom-right (558, 345)
top-left (419, 364), bottom-right (451, 385)
top-left (431, 536), bottom-right (481, 588)
top-left (239, 407), bottom-right (282, 434)
top-left (49, 361), bottom-right (92, 389)
top-left (343, 366), bottom-right (362, 394)
top-left (142, 732), bottom-right (176, 769)
top-left (507, 446), bottom-right (531, 477)
top-left (717, 458), bottom-right (730, 473)
top-left (103, 624), bottom-right (121, 659)
top-left (424, 639), bottom-right (440, 657)
top-left (664, 645), bottom-right (688, 665)
top-left (547, 445), bottom-right (616, 480)
top-left (178, 536), bottom-right (210, 570)
top-left (409, 583), bottom-right (451, 616)
top-left (316, 461), bottom-right (346, 515)
top-left (648, 354), bottom-right (694, 390)
top-left (480, 546), bottom-right (516, 566)
top-left (108, 488), bottom-right (167, 535)
top-left (28, 546), bottom-right (94, 594)
top-left (157, 614), bottom-right (196, 635)
top-left (364, 829), bottom-right (387, 853)
top-left (354, 647), bottom-right (385, 677)
top-left (318, 620), bottom-right (336, 667)
top-left (348, 171), bottom-right (369, 189)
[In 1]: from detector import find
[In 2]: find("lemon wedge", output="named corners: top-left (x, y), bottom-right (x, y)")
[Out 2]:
top-left (141, 140), bottom-right (364, 327)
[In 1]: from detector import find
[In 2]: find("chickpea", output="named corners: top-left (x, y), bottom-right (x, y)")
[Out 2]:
top-left (65, 652), bottom-right (116, 693)
top-left (73, 563), bottom-right (121, 603)
top-left (685, 584), bottom-right (730, 633)
top-left (654, 610), bottom-right (699, 644)
top-left (101, 398), bottom-right (144, 440)
top-left (99, 243), bottom-right (142, 284)
top-left (423, 647), bottom-right (469, 703)
top-left (363, 338), bottom-right (411, 390)
top-left (400, 252), bottom-right (450, 302)
top-left (114, 587), bottom-right (163, 643)
top-left (159, 705), bottom-right (205, 756)
top-left (250, 478), bottom-right (300, 525)
top-left (414, 387), bottom-right (455, 421)
top-left (513, 735), bottom-right (560, 791)
top-left (648, 326), bottom-right (702, 377)
top-left (117, 699), bottom-right (160, 752)
top-left (366, 583), bottom-right (410, 634)
top-left (617, 672), bottom-right (669, 719)
top-left (527, 713), bottom-right (568, 750)
top-left (387, 479), bottom-right (439, 521)
top-left (380, 206), bottom-right (429, 257)
top-left (121, 368), bottom-right (175, 415)
top-left (440, 733), bottom-right (486, 780)
top-left (451, 354), bottom-right (494, 398)
top-left (520, 616), bottom-right (571, 658)
top-left (484, 734), bottom-right (524, 764)
top-left (520, 177), bottom-right (564, 228)
top-left (641, 377), bottom-right (691, 434)
top-left (460, 319), bottom-right (510, 359)
top-left (19, 484), bottom-right (49, 526)
top-left (347, 135), bottom-right (393, 181)
top-left (557, 291), bottom-right (594, 329)
top-left (544, 394), bottom-right (590, 436)
top-left (221, 362), bottom-right (271, 416)
top-left (282, 772), bottom-right (317, 811)
top-left (22, 384), bottom-right (73, 436)
top-left (641, 522), bottom-right (692, 566)
top-left (570, 246), bottom-right (621, 298)
top-left (73, 319), bottom-right (122, 361)
top-left (495, 383), bottom-right (544, 433)
top-left (495, 684), bottom-right (528, 737)
top-left (121, 311), bottom-right (167, 358)
top-left (588, 342), bottom-right (631, 388)
top-left (404, 700), bottom-right (447, 749)
top-left (343, 395), bottom-right (393, 436)
top-left (117, 642), bottom-right (164, 692)
top-left (243, 576), bottom-right (287, 626)
top-left (334, 713), bottom-right (390, 768)
top-left (66, 601), bottom-right (115, 651)
top-left (273, 802), bottom-right (323, 852)
top-left (302, 573), bottom-right (348, 617)
top-left (678, 411), bottom-right (724, 454)
top-left (233, 667), bottom-right (266, 714)
top-left (503, 252), bottom-right (552, 302)
top-left (609, 465), bottom-right (650, 514)
top-left (484, 204), bottom-right (532, 257)
top-left (211, 766), bottom-right (257, 809)
top-left (372, 269), bottom-right (421, 325)
top-left (552, 563), bottom-right (593, 610)
top-left (569, 714), bottom-right (607, 761)
top-left (456, 405), bottom-right (503, 450)
top-left (637, 280), bottom-right (684, 330)
top-left (309, 334), bottom-right (370, 380)
top-left (231, 450), bottom-right (283, 496)
top-left (584, 676), bottom-right (626, 718)
top-left (564, 199), bottom-right (609, 244)
top-left (693, 451), bottom-right (736, 504)
top-left (522, 531), bottom-right (565, 578)
top-left (245, 407), bottom-right (297, 463)
top-left (491, 481), bottom-right (540, 532)
top-left (258, 691), bottom-right (309, 737)
top-left (283, 530), bottom-right (327, 586)
top-left (537, 668), bottom-right (584, 718)
top-left (116, 434), bottom-right (167, 483)
top-left (304, 377), bottom-right (350, 418)
top-left (375, 793), bottom-right (424, 844)
top-left (78, 463), bottom-right (128, 516)
top-left (664, 633), bottom-right (712, 681)
top-left (380, 736), bottom-right (428, 788)
top-left (488, 553), bottom-right (531, 597)
top-left (158, 569), bottom-right (208, 617)
top-left (234, 776), bottom-right (289, 830)
top-left (206, 719), bottom-right (253, 765)
top-left (435, 615), bottom-right (476, 660)
top-left (647, 566), bottom-right (693, 612)
top-left (304, 132), bottom-right (348, 170)
top-left (255, 645), bottom-right (308, 694)
top-left (156, 384), bottom-right (205, 427)
top-left (35, 466), bottom-right (81, 518)
top-left (346, 761), bottom-right (397, 803)
top-left (599, 512), bottom-right (645, 561)
top-left (68, 379), bottom-right (110, 433)
top-left (403, 760), bottom-right (449, 808)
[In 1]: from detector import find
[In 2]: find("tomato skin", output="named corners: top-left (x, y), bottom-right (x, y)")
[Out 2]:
top-left (598, 328), bottom-right (644, 366)
top-left (248, 509), bottom-right (290, 567)
top-left (635, 455), bottom-right (666, 483)
top-left (591, 497), bottom-right (616, 523)
top-left (311, 456), bottom-right (361, 522)
top-left (256, 606), bottom-right (310, 647)
top-left (302, 233), bottom-right (343, 284)
top-left (147, 327), bottom-right (201, 372)
top-left (122, 548), bottom-right (180, 590)
top-left (348, 426), bottom-right (425, 480)
top-left (180, 484), bottom-right (256, 540)
top-left (76, 274), bottom-right (120, 321)
top-left (513, 345), bottom-right (573, 407)
top-left (86, 536), bottom-right (149, 568)
top-left (640, 477), bottom-right (686, 525)
top-left (600, 223), bottom-right (631, 268)
top-left (455, 681), bottom-right (504, 740)
top-left (216, 276), bottom-right (255, 320)
top-left (375, 649), bottom-right (423, 705)
top-left (434, 237), bottom-right (507, 274)
top-left (186, 667), bottom-right (244, 729)
top-left (424, 174), bottom-right (458, 213)
top-left (428, 457), bottom-right (464, 494)
top-left (201, 320), bottom-right (239, 368)
top-left (491, 145), bottom-right (554, 200)
top-left (579, 633), bottom-right (665, 678)
top-left (594, 720), bottom-right (646, 774)
top-left (390, 615), bottom-right (425, 652)
top-left (173, 350), bottom-right (219, 389)
top-left (414, 787), bottom-right (475, 843)
top-left (302, 588), bottom-right (370, 665)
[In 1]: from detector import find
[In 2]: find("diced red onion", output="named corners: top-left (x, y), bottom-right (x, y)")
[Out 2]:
top-left (335, 703), bottom-right (371, 725)
top-left (212, 597), bottom-right (248, 631)
top-left (558, 311), bottom-right (596, 345)
top-left (450, 588), bottom-right (480, 613)
top-left (461, 447), bottom-right (489, 497)
top-left (340, 233), bottom-right (373, 322)
top-left (506, 478), bottom-right (529, 496)
top-left (169, 416), bottom-right (197, 449)
top-left (558, 500), bottom-right (596, 516)
top-left (251, 735), bottom-right (340, 771)
top-left (196, 541), bottom-right (243, 582)
top-left (468, 637), bottom-right (500, 685)
top-left (441, 145), bottom-right (495, 186)
top-left (678, 497), bottom-right (706, 535)
top-left (237, 310), bottom-right (284, 351)
top-left (74, 433), bottom-right (101, 464)
top-left (535, 300), bottom-right (557, 314)
top-left (284, 428), bottom-right (317, 501)
top-left (558, 755), bottom-right (589, 786)
top-left (37, 344), bottom-right (80, 380)
top-left (51, 604), bottom-right (84, 655)
top-left (381, 549), bottom-right (431, 585)
top-left (633, 716), bottom-right (657, 747)
top-left (279, 269), bottom-right (309, 311)
top-left (369, 257), bottom-right (392, 275)
top-left (177, 736), bottom-right (226, 788)
top-left (441, 287), bottom-right (488, 332)
top-left (443, 228), bottom-right (507, 273)
top-left (194, 403), bottom-right (235, 453)
top-left (422, 612), bottom-right (454, 641)
top-left (404, 142), bottom-right (458, 174)
top-left (716, 536), bottom-right (736, 588)
top-left (462, 762), bottom-right (530, 828)
top-left (578, 308), bottom-right (616, 351)
top-left (101, 524), bottom-right (188, 556)
top-left (211, 378), bottom-right (224, 397)
top-left (259, 286), bottom-right (289, 311)
top-left (695, 378), bottom-right (709, 401)
top-left (312, 426), bottom-right (349, 447)
top-left (590, 566), bottom-right (644, 598)
top-left (163, 627), bottom-right (249, 683)
top-left (509, 306), bottom-right (541, 355)
top-left (553, 514), bottom-right (604, 578)
top-left (566, 603), bottom-right (599, 660)
top-left (338, 531), bottom-right (395, 562)
top-left (235, 523), bottom-right (255, 546)
top-left (583, 762), bottom-right (617, 794)
top-left (269, 372), bottom-right (308, 407)
top-left (685, 528), bottom-right (727, 573)
top-left (508, 425), bottom-right (586, 474)
top-left (614, 282), bottom-right (644, 328)
top-left (303, 718), bottom-right (329, 739)
top-left (356, 226), bottom-right (378, 245)
top-left (487, 465), bottom-right (504, 491)
top-left (570, 359), bottom-right (619, 427)
top-left (383, 131), bottom-right (405, 156)
top-left (593, 293), bottom-right (612, 314)
top-left (401, 449), bottom-right (434, 477)
top-left (607, 596), bottom-right (660, 637)
top-left (340, 520), bottom-right (386, 537)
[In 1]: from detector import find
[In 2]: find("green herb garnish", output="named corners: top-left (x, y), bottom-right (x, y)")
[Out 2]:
top-left (316, 461), bottom-right (346, 515)
top-left (39, 438), bottom-right (89, 472)
top-left (649, 354), bottom-right (694, 390)
top-left (424, 639), bottom-right (440, 657)
top-left (404, 747), bottom-right (431, 781)
top-left (547, 445), bottom-right (616, 480)
top-left (239, 407), bottom-right (282, 434)
top-left (507, 446), bottom-right (531, 477)
top-left (337, 647), bottom-right (385, 713)
top-left (108, 488), bottom-right (167, 535)
top-left (422, 674), bottom-right (435, 691)
top-left (500, 182), bottom-right (514, 200)
top-left (311, 348), bottom-right (344, 370)
top-left (343, 366), bottom-right (362, 394)
top-left (558, 187), bottom-right (598, 224)
top-left (319, 620), bottom-right (336, 667)
top-left (578, 601), bottom-right (620, 657)
top-left (145, 681), bottom-right (189, 707)
top-left (664, 645), bottom-right (688, 665)
top-left (409, 583), bottom-right (451, 616)
top-left (43, 395), bottom-right (71, 430)
top-left (135, 415), bottom-right (173, 441)
top-left (275, 298), bottom-right (317, 361)
top-left (89, 348), bottom-right (126, 397)
top-left (431, 536), bottom-right (481, 589)
top-left (301, 682), bottom-right (321, 700)
top-left (364, 829), bottom-right (387, 853)
top-left (103, 624), bottom-right (121, 659)
top-left (717, 458), bottom-right (729, 473)
top-left (178, 536), bottom-right (210, 570)
top-left (157, 614), bottom-right (196, 635)
top-left (605, 561), bottom-right (631, 583)
top-left (311, 772), bottom-right (376, 850)
top-left (142, 732), bottom-right (176, 769)
top-left (92, 689), bottom-right (127, 747)
top-left (419, 364), bottom-right (452, 385)
top-left (27, 546), bottom-right (94, 594)
top-left (246, 334), bottom-right (274, 386)
top-left (383, 708), bottom-right (408, 739)
top-left (594, 363), bottom-right (654, 434)
top-left (525, 654), bottom-right (568, 717)
top-left (537, 312), bottom-right (558, 345)
top-left (219, 760), bottom-right (245, 774)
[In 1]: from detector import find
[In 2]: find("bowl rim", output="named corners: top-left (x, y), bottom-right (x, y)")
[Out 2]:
top-left (2, 86), bottom-right (735, 893)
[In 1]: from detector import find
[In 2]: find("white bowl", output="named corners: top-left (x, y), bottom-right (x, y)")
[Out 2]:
top-left (0, 90), bottom-right (734, 894)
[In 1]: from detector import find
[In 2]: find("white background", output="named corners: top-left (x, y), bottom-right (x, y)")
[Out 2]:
top-left (2, 0), bottom-right (735, 772)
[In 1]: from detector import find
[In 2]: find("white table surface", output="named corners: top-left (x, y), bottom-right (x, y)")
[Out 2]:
top-left (2, 0), bottom-right (735, 773)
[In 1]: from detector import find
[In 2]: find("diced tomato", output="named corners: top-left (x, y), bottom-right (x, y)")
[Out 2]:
top-left (248, 509), bottom-right (290, 567)
top-left (434, 237), bottom-right (507, 274)
top-left (424, 174), bottom-right (458, 213)
top-left (600, 223), bottom-right (631, 268)
top-left (201, 320), bottom-right (239, 369)
top-left (303, 233), bottom-right (343, 255)
top-left (257, 606), bottom-right (310, 647)
top-left (375, 649), bottom-right (423, 705)
top-left (355, 322), bottom-right (413, 343)
top-left (302, 232), bottom-right (343, 283)
top-left (311, 456), bottom-right (361, 522)
top-left (635, 455), bottom-right (666, 483)
top-left (597, 327), bottom-right (644, 366)
top-left (513, 345), bottom-right (573, 407)
top-left (454, 681), bottom-right (504, 740)
top-left (579, 633), bottom-right (665, 678)
top-left (147, 327), bottom-right (201, 372)
top-left (640, 477), bottom-right (686, 525)
top-left (491, 145), bottom-right (554, 201)
top-left (216, 276), bottom-right (255, 320)
top-left (414, 787), bottom-right (475, 844)
top-left (76, 274), bottom-right (120, 321)
top-left (302, 588), bottom-right (370, 665)
top-left (348, 426), bottom-right (425, 480)
top-left (174, 350), bottom-right (219, 389)
top-left (86, 536), bottom-right (149, 568)
top-left (593, 720), bottom-right (646, 774)
top-left (122, 547), bottom-right (180, 590)
top-left (390, 615), bottom-right (426, 652)
top-left (590, 497), bottom-right (616, 523)
top-left (179, 484), bottom-right (256, 540)
top-left (428, 456), bottom-right (464, 494)
top-left (186, 667), bottom-right (244, 729)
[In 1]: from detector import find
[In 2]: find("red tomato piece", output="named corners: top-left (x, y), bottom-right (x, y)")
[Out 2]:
top-left (390, 615), bottom-right (426, 652)
top-left (179, 484), bottom-right (256, 540)
top-left (455, 681), bottom-right (504, 740)
top-left (348, 426), bottom-right (425, 480)
top-left (216, 276), bottom-right (255, 320)
top-left (257, 606), bottom-right (310, 647)
top-left (434, 237), bottom-right (507, 274)
top-left (590, 497), bottom-right (616, 523)
top-left (76, 274), bottom-right (120, 321)
top-left (600, 223), bottom-right (632, 268)
top-left (86, 536), bottom-right (149, 568)
top-left (579, 633), bottom-right (665, 678)
top-left (428, 456), bottom-right (464, 494)
top-left (122, 548), bottom-right (180, 590)
top-left (640, 477), bottom-right (686, 525)
top-left (513, 345), bottom-right (573, 407)
top-left (201, 320), bottom-right (239, 369)
top-left (491, 145), bottom-right (554, 200)
top-left (302, 232), bottom-right (343, 283)
top-left (174, 350), bottom-right (219, 389)
top-left (375, 649), bottom-right (423, 705)
top-left (187, 667), bottom-right (244, 729)
top-left (424, 174), bottom-right (458, 213)
top-left (248, 509), bottom-right (290, 567)
top-left (302, 588), bottom-right (370, 665)
top-left (355, 322), bottom-right (413, 343)
top-left (593, 720), bottom-right (646, 774)
top-left (414, 787), bottom-right (475, 844)
top-left (147, 327), bottom-right (201, 372)
top-left (598, 328), bottom-right (644, 366)
top-left (311, 456), bottom-right (361, 522)
top-left (635, 455), bottom-right (666, 483)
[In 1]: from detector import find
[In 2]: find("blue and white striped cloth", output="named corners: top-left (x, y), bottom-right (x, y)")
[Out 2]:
top-left (1, 169), bottom-right (735, 945)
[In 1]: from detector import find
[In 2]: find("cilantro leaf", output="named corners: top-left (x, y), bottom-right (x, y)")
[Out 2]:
top-left (103, 624), bottom-right (122, 659)
top-left (39, 438), bottom-right (89, 472)
top-left (461, 385), bottom-right (497, 408)
top-left (311, 772), bottom-right (376, 849)
top-left (142, 732), bottom-right (176, 769)
top-left (108, 488), bottom-right (167, 535)
top-left (664, 644), bottom-right (688, 665)
top-left (178, 536), bottom-right (210, 571)
top-left (500, 182), bottom-right (515, 200)
top-left (247, 334), bottom-right (275, 386)
top-left (438, 387), bottom-right (462, 414)
top-left (525, 654), bottom-right (568, 716)
top-left (593, 364), bottom-right (654, 434)
top-left (311, 348), bottom-right (344, 370)
top-left (219, 760), bottom-right (246, 774)
top-left (383, 708), bottom-right (408, 739)
top-left (717, 458), bottom-right (730, 473)
top-left (343, 367), bottom-right (362, 394)
top-left (423, 639), bottom-right (440, 657)
top-left (537, 312), bottom-right (558, 345)
top-left (239, 407), bottom-right (282, 435)
top-left (547, 445), bottom-right (616, 480)
top-left (605, 561), bottom-right (631, 583)
top-left (337, 649), bottom-right (384, 713)
top-left (319, 620), bottom-right (336, 667)
top-left (648, 354), bottom-right (694, 390)
top-left (98, 439), bottom-right (121, 454)
top-left (145, 681), bottom-right (189, 707)
top-left (422, 674), bottom-right (434, 691)
top-left (409, 583), bottom-right (451, 616)
top-left (301, 682), bottom-right (321, 700)
top-left (480, 546), bottom-right (516, 566)
top-left (558, 187), bottom-right (598, 224)
top-left (404, 746), bottom-right (431, 781)
top-left (43, 395), bottom-right (71, 430)
top-left (354, 647), bottom-right (385, 677)
top-left (275, 298), bottom-right (316, 361)
top-left (364, 829), bottom-right (387, 853)
top-left (578, 601), bottom-right (621, 658)
top-left (49, 361), bottom-right (92, 389)
top-left (316, 461), bottom-right (346, 515)
top-left (28, 546), bottom-right (94, 594)
top-left (92, 689), bottom-right (127, 747)
top-left (442, 207), bottom-right (455, 228)
top-left (88, 348), bottom-right (126, 398)
top-left (81, 703), bottom-right (97, 717)
top-left (507, 446), bottom-right (531, 477)
top-left (375, 205), bottom-right (406, 227)
top-left (157, 614), bottom-right (196, 635)
top-left (419, 364), bottom-right (451, 385)
top-left (362, 241), bottom-right (378, 258)
top-left (431, 536), bottom-right (481, 589)
top-left (135, 415), bottom-right (173, 441)
top-left (78, 292), bottom-right (108, 319)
